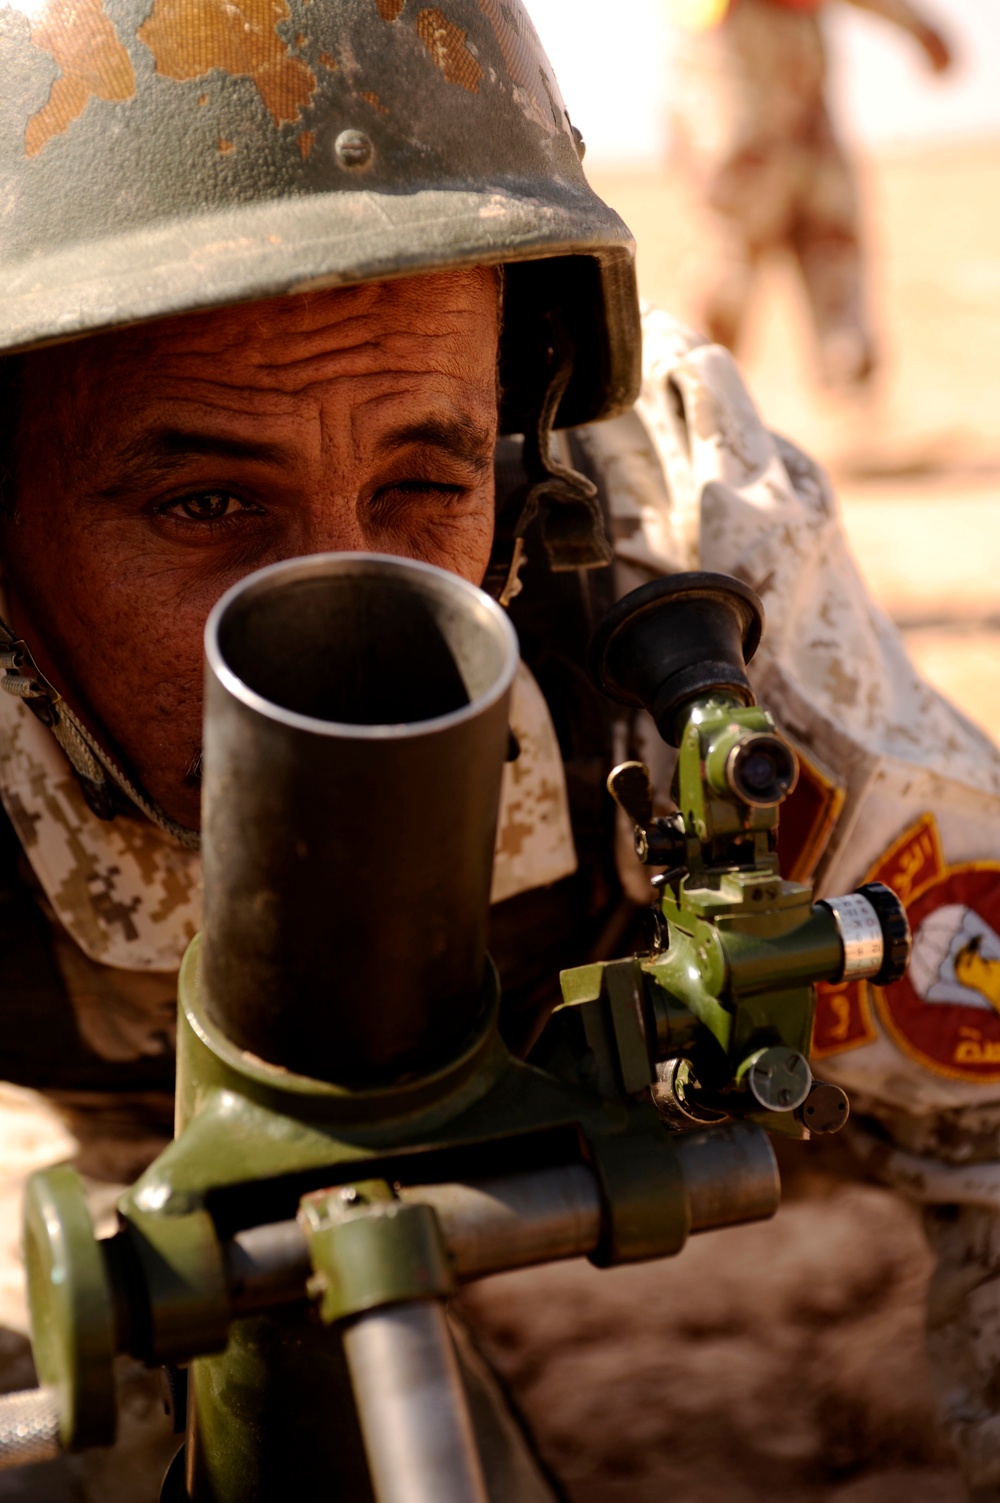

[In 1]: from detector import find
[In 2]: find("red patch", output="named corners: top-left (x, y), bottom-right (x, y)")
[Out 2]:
top-left (812, 978), bottom-right (876, 1060)
top-left (777, 742), bottom-right (845, 884)
top-left (870, 814), bottom-right (1000, 1082)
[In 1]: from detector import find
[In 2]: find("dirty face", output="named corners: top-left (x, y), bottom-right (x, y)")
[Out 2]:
top-left (2, 267), bottom-right (500, 830)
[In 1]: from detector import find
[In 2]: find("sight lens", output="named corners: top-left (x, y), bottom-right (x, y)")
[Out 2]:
top-left (727, 735), bottom-right (798, 807)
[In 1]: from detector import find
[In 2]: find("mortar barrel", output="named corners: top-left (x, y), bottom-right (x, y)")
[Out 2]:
top-left (201, 553), bottom-right (519, 1085)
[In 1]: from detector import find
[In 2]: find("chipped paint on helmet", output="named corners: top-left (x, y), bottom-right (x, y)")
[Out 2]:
top-left (137, 0), bottom-right (318, 127)
top-left (415, 8), bottom-right (483, 92)
top-left (22, 0), bottom-right (135, 157)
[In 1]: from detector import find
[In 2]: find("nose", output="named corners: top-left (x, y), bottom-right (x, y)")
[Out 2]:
top-left (289, 491), bottom-right (368, 559)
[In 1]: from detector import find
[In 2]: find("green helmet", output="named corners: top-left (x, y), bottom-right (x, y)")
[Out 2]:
top-left (0, 0), bottom-right (640, 434)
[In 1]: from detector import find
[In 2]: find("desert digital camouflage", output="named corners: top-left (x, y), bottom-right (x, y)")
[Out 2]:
top-left (0, 682), bottom-right (201, 974)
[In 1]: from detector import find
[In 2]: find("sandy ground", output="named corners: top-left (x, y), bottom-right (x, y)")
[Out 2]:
top-left (461, 140), bottom-right (1000, 1503)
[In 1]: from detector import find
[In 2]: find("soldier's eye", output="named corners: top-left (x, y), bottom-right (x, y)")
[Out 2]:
top-left (169, 492), bottom-right (246, 522)
top-left (369, 481), bottom-right (468, 517)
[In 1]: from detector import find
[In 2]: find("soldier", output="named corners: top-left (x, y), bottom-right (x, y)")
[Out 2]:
top-left (0, 1), bottom-right (999, 1500)
top-left (668, 0), bottom-right (952, 387)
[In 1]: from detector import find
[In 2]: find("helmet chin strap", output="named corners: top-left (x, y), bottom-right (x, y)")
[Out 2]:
top-left (0, 616), bottom-right (200, 851)
top-left (486, 317), bottom-right (613, 607)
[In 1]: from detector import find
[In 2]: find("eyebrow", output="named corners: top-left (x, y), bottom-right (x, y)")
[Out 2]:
top-left (96, 428), bottom-right (297, 499)
top-left (96, 414), bottom-right (495, 499)
top-left (377, 416), bottom-right (495, 476)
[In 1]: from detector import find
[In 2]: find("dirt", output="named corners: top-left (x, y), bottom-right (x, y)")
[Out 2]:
top-left (460, 140), bottom-right (1000, 1502)
top-left (461, 1148), bottom-right (962, 1501)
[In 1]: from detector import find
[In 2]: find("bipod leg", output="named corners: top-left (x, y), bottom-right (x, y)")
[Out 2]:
top-left (344, 1298), bottom-right (488, 1503)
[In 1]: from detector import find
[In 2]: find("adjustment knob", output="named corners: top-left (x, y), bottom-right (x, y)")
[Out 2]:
top-left (745, 1046), bottom-right (812, 1113)
top-left (607, 761), bottom-right (654, 826)
top-left (856, 881), bottom-right (912, 986)
top-left (819, 883), bottom-right (912, 987)
top-left (607, 764), bottom-right (688, 868)
top-left (797, 1081), bottom-right (850, 1135)
top-left (635, 816), bottom-right (687, 868)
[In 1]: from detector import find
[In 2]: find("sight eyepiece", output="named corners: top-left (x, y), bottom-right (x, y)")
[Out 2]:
top-left (588, 572), bottom-right (764, 746)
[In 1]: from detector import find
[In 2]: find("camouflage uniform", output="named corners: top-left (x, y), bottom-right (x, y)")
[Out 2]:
top-left (669, 0), bottom-right (943, 386)
top-left (4, 304), bottom-right (1000, 1497)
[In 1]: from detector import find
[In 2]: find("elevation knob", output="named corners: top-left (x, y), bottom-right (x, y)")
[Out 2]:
top-left (820, 883), bottom-right (911, 988)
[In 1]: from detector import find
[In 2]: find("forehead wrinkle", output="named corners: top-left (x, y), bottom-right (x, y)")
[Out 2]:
top-left (189, 283), bottom-right (499, 378)
top-left (30, 275), bottom-right (500, 410)
top-left (242, 322), bottom-right (483, 377)
top-left (345, 376), bottom-right (498, 430)
top-left (136, 270), bottom-right (496, 360)
top-left (230, 312), bottom-right (496, 386)
top-left (166, 352), bottom-right (495, 404)
top-left (78, 359), bottom-right (493, 478)
top-left (244, 341), bottom-right (454, 388)
top-left (122, 337), bottom-right (487, 403)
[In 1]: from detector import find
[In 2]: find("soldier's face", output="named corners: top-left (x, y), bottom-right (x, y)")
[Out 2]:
top-left (3, 268), bottom-right (500, 829)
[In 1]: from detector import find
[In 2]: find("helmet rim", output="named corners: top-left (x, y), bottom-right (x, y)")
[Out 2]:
top-left (3, 181), bottom-right (640, 431)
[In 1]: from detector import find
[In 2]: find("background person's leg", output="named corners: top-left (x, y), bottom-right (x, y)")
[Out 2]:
top-left (792, 112), bottom-right (877, 390)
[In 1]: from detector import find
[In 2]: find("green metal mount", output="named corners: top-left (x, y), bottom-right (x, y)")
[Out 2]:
top-left (677, 697), bottom-right (787, 859)
top-left (19, 702), bottom-right (873, 1483)
top-left (19, 570), bottom-right (906, 1498)
top-left (23, 1166), bottom-right (117, 1451)
top-left (300, 1182), bottom-right (455, 1326)
top-left (560, 695), bottom-right (861, 1136)
top-left (22, 939), bottom-right (698, 1483)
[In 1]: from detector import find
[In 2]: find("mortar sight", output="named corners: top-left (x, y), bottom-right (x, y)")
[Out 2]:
top-left (201, 553), bottom-right (518, 1088)
top-left (588, 571), bottom-right (763, 746)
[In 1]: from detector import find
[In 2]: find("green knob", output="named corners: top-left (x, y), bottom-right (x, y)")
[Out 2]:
top-left (23, 1166), bottom-right (117, 1449)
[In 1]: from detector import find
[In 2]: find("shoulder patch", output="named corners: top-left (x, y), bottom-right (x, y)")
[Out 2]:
top-left (776, 738), bottom-right (845, 884)
top-left (795, 739), bottom-right (864, 1057)
top-left (812, 977), bottom-right (877, 1060)
top-left (851, 813), bottom-right (1000, 1082)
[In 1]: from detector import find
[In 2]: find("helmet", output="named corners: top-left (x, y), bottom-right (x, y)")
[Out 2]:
top-left (0, 0), bottom-right (640, 433)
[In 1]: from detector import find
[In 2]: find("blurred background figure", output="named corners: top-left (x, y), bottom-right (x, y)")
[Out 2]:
top-left (668, 0), bottom-right (952, 391)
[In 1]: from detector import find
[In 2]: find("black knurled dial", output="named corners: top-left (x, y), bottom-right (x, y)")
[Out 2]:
top-left (856, 881), bottom-right (911, 986)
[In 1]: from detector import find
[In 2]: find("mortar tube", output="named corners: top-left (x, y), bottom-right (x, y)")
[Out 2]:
top-left (200, 554), bottom-right (519, 1086)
